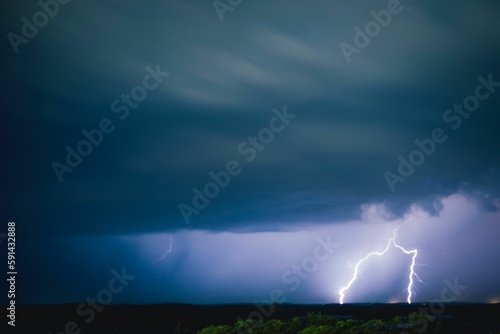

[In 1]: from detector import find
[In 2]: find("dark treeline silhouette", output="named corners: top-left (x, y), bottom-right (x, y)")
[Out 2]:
top-left (8, 302), bottom-right (500, 333)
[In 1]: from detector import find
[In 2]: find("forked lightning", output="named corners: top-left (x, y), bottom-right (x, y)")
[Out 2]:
top-left (339, 222), bottom-right (419, 304)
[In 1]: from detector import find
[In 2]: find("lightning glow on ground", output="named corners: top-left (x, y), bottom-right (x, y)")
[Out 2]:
top-left (338, 223), bottom-right (419, 304)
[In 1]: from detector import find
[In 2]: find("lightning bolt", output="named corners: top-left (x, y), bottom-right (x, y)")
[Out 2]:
top-left (151, 235), bottom-right (173, 264)
top-left (338, 223), bottom-right (419, 304)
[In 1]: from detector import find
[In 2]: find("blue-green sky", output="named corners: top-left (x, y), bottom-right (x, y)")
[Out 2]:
top-left (1, 0), bottom-right (500, 305)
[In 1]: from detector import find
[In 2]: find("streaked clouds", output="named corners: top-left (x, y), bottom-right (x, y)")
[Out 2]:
top-left (1, 0), bottom-right (499, 304)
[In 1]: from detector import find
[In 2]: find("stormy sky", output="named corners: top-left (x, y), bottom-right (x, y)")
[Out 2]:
top-left (1, 0), bottom-right (500, 305)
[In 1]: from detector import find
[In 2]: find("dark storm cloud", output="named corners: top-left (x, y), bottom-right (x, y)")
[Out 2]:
top-left (3, 0), bottom-right (500, 306)
top-left (2, 0), bottom-right (500, 239)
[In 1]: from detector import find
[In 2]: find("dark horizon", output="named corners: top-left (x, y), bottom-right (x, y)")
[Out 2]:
top-left (8, 302), bottom-right (500, 333)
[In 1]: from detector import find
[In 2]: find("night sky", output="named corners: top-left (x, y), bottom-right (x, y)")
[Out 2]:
top-left (2, 0), bottom-right (500, 305)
